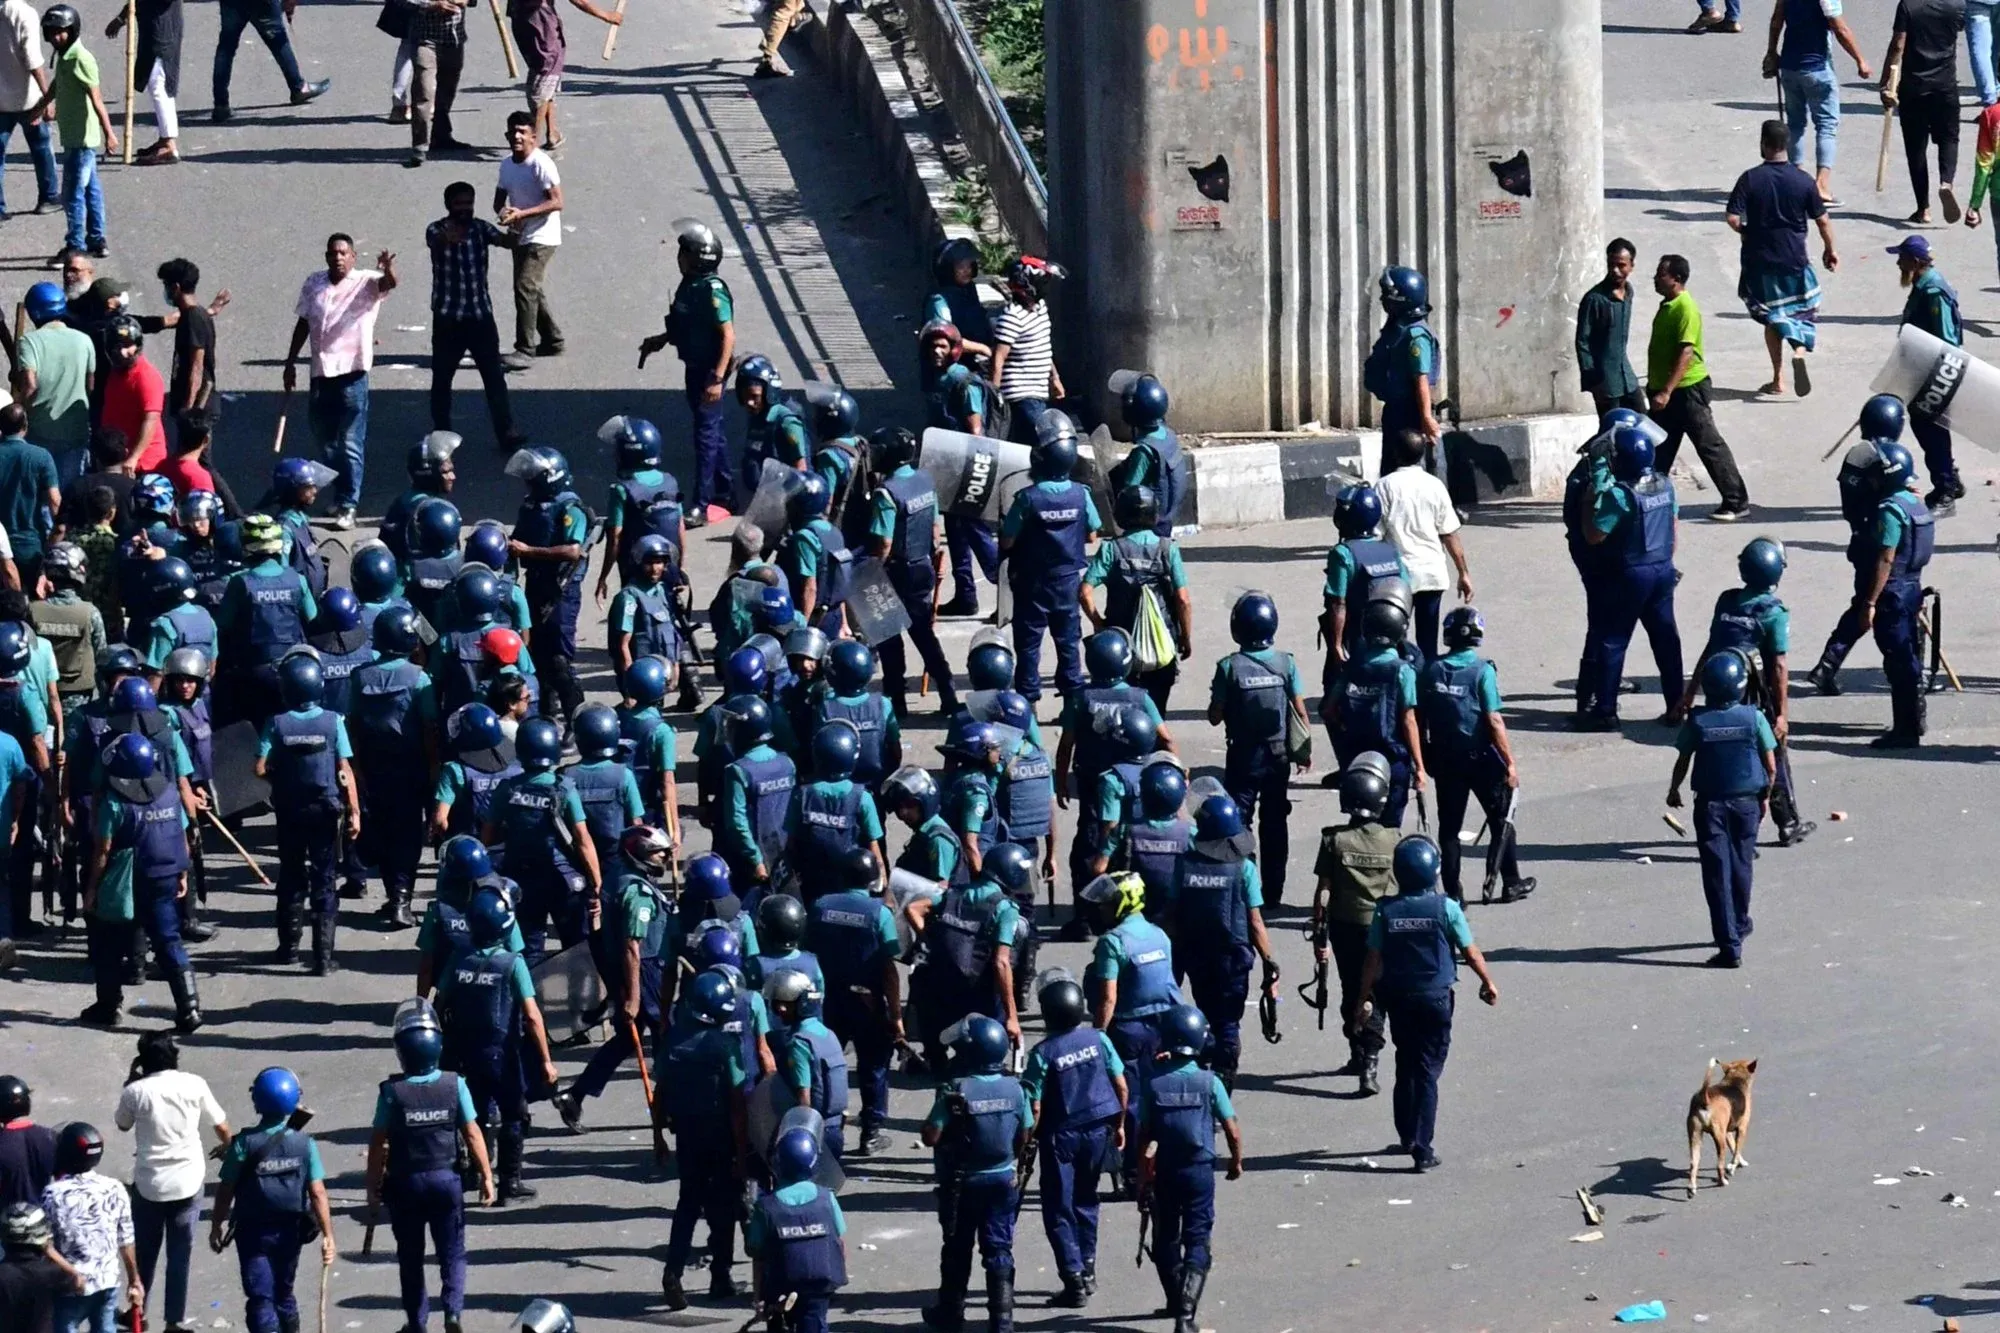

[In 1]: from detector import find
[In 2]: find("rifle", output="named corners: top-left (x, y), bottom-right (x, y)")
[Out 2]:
top-left (1258, 956), bottom-right (1283, 1044)
top-left (1301, 905), bottom-right (1330, 1031)
top-left (1010, 1140), bottom-right (1037, 1222)
top-left (736, 1293), bottom-right (797, 1333)
top-left (38, 787), bottom-right (59, 922)
top-left (1480, 788), bottom-right (1519, 906)
top-left (1416, 787), bottom-right (1431, 835)
top-left (1134, 1183), bottom-right (1152, 1267)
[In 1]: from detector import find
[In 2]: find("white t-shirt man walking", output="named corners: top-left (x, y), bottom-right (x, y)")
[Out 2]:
top-left (496, 109), bottom-right (564, 371)
top-left (1374, 428), bottom-right (1474, 660)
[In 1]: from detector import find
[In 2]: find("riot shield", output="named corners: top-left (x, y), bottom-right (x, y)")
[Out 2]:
top-left (529, 943), bottom-right (607, 1045)
top-left (995, 557), bottom-right (1013, 627)
top-left (918, 428), bottom-right (1034, 523)
top-left (1084, 423), bottom-right (1123, 531)
top-left (887, 867), bottom-right (944, 957)
top-left (1871, 324), bottom-right (2000, 452)
top-left (1187, 773), bottom-right (1229, 814)
top-left (777, 1105), bottom-right (847, 1192)
top-left (843, 557), bottom-right (914, 646)
top-left (209, 721), bottom-right (270, 819)
top-left (744, 459), bottom-right (803, 552)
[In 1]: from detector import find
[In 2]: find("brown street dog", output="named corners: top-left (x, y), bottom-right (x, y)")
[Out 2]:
top-left (1686, 1057), bottom-right (1757, 1196)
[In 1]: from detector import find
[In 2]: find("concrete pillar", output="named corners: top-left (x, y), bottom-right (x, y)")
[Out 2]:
top-left (1046, 0), bottom-right (1603, 433)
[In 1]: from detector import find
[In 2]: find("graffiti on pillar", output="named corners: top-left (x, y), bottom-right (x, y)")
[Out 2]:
top-left (1471, 146), bottom-right (1532, 225)
top-left (1145, 0), bottom-right (1247, 94)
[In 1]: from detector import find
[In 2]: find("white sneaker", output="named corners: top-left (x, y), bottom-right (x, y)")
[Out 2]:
top-left (331, 506), bottom-right (356, 531)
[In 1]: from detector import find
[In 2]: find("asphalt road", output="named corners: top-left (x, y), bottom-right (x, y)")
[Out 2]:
top-left (12, 0), bottom-right (2000, 1330)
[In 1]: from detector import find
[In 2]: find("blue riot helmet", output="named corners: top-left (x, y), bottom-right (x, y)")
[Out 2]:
top-left (277, 653), bottom-right (325, 709)
top-left (941, 717), bottom-right (1001, 768)
top-left (686, 854), bottom-right (734, 904)
top-left (1610, 426), bottom-right (1655, 483)
top-left (825, 639), bottom-right (874, 695)
top-left (273, 456), bottom-right (331, 504)
top-left (149, 557), bottom-right (197, 609)
top-left (22, 280), bottom-right (64, 326)
top-left (407, 430), bottom-right (460, 486)
top-left (881, 765), bottom-right (940, 820)
top-left (1121, 373), bottom-right (1170, 429)
top-left (103, 732), bottom-right (159, 782)
top-left (411, 498), bottom-right (463, 559)
top-left (625, 655), bottom-right (670, 706)
top-left (467, 887), bottom-right (517, 948)
top-left (811, 389), bottom-right (860, 441)
top-left (1440, 605), bottom-right (1485, 650)
top-left (785, 471), bottom-right (831, 527)
top-left (98, 643), bottom-right (146, 681)
top-left (505, 446), bottom-right (573, 499)
top-left (449, 702), bottom-right (505, 753)
top-left (1084, 628), bottom-right (1132, 684)
top-left (633, 535), bottom-right (674, 570)
top-left (966, 638), bottom-right (1015, 691)
top-left (351, 544), bottom-right (400, 603)
top-left (771, 1126), bottom-right (820, 1187)
top-left (755, 586), bottom-right (795, 632)
top-left (1701, 648), bottom-right (1751, 705)
top-left (454, 566), bottom-right (503, 621)
top-left (982, 841), bottom-right (1035, 895)
top-left (1137, 761), bottom-right (1187, 820)
top-left (392, 1000), bottom-right (444, 1075)
top-left (604, 414), bottom-right (665, 472)
top-left (1193, 793), bottom-right (1244, 841)
top-left (1037, 968), bottom-right (1088, 1032)
top-left (685, 969), bottom-right (738, 1026)
top-left (1870, 439), bottom-right (1916, 496)
top-left (1113, 485), bottom-right (1159, 534)
top-left (1737, 537), bottom-right (1785, 590)
top-left (1378, 265), bottom-right (1430, 318)
top-left (1333, 484), bottom-right (1383, 538)
top-left (991, 690), bottom-right (1033, 733)
top-left (728, 696), bottom-right (775, 750)
top-left (463, 522), bottom-right (510, 572)
top-left (1229, 592), bottom-right (1278, 649)
top-left (693, 926), bottom-right (742, 974)
top-left (1599, 406), bottom-right (1646, 437)
top-left (1859, 393), bottom-right (1906, 443)
top-left (1106, 704), bottom-right (1157, 760)
top-left (1030, 412), bottom-right (1080, 480)
top-left (517, 717), bottom-right (562, 772)
top-left (250, 1068), bottom-right (301, 1120)
top-left (573, 704), bottom-right (621, 762)
top-left (372, 605), bottom-right (422, 657)
top-left (318, 586), bottom-right (362, 634)
top-left (811, 720), bottom-right (860, 781)
top-left (1392, 835), bottom-right (1443, 892)
top-left (948, 1014), bottom-right (1010, 1074)
top-left (1339, 751), bottom-right (1392, 820)
top-left (438, 835), bottom-right (493, 898)
top-left (836, 844), bottom-right (881, 892)
top-left (871, 426), bottom-right (918, 472)
top-left (1159, 1003), bottom-right (1211, 1059)
top-left (110, 677), bottom-right (155, 714)
top-left (735, 353), bottom-right (782, 405)
top-left (722, 646), bottom-right (768, 697)
top-left (0, 622), bottom-right (28, 676)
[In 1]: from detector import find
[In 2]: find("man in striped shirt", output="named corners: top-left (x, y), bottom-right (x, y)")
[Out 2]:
top-left (991, 257), bottom-right (1066, 445)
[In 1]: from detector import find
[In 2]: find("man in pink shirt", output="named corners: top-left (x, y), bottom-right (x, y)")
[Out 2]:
top-left (98, 313), bottom-right (164, 470)
top-left (282, 234), bottom-right (397, 530)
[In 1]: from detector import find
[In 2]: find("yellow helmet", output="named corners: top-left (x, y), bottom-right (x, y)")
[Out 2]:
top-left (1079, 871), bottom-right (1145, 924)
top-left (240, 513), bottom-right (286, 558)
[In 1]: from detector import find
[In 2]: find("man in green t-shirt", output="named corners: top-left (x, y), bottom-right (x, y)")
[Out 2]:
top-left (32, 8), bottom-right (116, 263)
top-left (1646, 254), bottom-right (1750, 520)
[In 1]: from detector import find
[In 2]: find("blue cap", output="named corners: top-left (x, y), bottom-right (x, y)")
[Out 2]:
top-left (1886, 234), bottom-right (1933, 261)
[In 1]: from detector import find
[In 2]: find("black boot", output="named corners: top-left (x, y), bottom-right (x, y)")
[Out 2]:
top-left (1359, 1052), bottom-right (1380, 1097)
top-left (277, 1312), bottom-right (300, 1333)
top-left (1052, 1271), bottom-right (1088, 1308)
top-left (1175, 1262), bottom-right (1208, 1333)
top-left (1080, 1261), bottom-right (1096, 1296)
top-left (378, 888), bottom-right (415, 930)
top-left (1807, 660), bottom-right (1842, 697)
top-left (985, 1267), bottom-right (1014, 1333)
top-left (1332, 1041), bottom-right (1365, 1078)
top-left (923, 1250), bottom-right (969, 1330)
top-left (498, 1123), bottom-right (537, 1202)
top-left (123, 925), bottom-right (146, 985)
top-left (167, 967), bottom-right (203, 1033)
top-left (274, 902), bottom-right (301, 963)
top-left (660, 1267), bottom-right (688, 1311)
top-left (309, 912), bottom-right (339, 976)
top-left (1871, 695), bottom-right (1921, 749)
top-left (178, 894), bottom-right (216, 943)
top-left (1154, 1262), bottom-right (1181, 1317)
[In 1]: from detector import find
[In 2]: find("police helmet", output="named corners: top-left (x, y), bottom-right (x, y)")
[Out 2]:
top-left (52, 1122), bottom-right (103, 1175)
top-left (755, 585), bottom-right (796, 632)
top-left (784, 626), bottom-right (831, 667)
top-left (454, 566), bottom-right (503, 620)
top-left (1441, 605), bottom-right (1485, 650)
top-left (771, 1128), bottom-right (820, 1188)
top-left (393, 1003), bottom-right (445, 1075)
top-left (103, 733), bottom-right (158, 783)
top-left (505, 446), bottom-right (573, 499)
top-left (762, 966), bottom-right (822, 1021)
top-left (1737, 537), bottom-right (1785, 590)
top-left (941, 717), bottom-right (1001, 767)
top-left (721, 646), bottom-right (768, 698)
top-left (991, 689), bottom-right (1033, 734)
top-left (757, 894), bottom-right (808, 953)
top-left (677, 220), bottom-right (724, 274)
top-left (728, 696), bottom-right (775, 751)
top-left (1333, 484), bottom-right (1383, 538)
top-left (870, 426), bottom-right (917, 472)
top-left (1030, 413), bottom-right (1080, 480)
top-left (811, 389), bottom-right (861, 442)
top-left (273, 456), bottom-right (327, 501)
top-left (693, 927), bottom-right (741, 975)
top-left (1869, 439), bottom-right (1916, 495)
top-left (351, 544), bottom-right (400, 603)
top-left (1121, 373), bottom-right (1170, 429)
top-left (618, 824), bottom-right (673, 874)
top-left (239, 513), bottom-right (286, 559)
top-left (0, 1075), bottom-right (26, 1120)
top-left (1229, 591), bottom-right (1278, 649)
top-left (1078, 871), bottom-right (1145, 928)
top-left (0, 622), bottom-right (30, 677)
top-left (932, 235), bottom-right (979, 286)
top-left (1106, 704), bottom-right (1157, 759)
top-left (43, 541), bottom-right (85, 588)
top-left (409, 430), bottom-right (461, 484)
top-left (1339, 751), bottom-right (1392, 820)
top-left (1159, 1004), bottom-right (1210, 1059)
top-left (439, 836), bottom-right (493, 895)
top-left (1391, 835), bottom-right (1443, 893)
top-left (448, 702), bottom-right (505, 753)
top-left (836, 843), bottom-right (881, 892)
top-left (22, 279), bottom-right (65, 325)
top-left (517, 717), bottom-right (562, 772)
top-left (519, 1299), bottom-right (577, 1333)
top-left (412, 497), bottom-right (463, 559)
top-left (146, 557), bottom-right (197, 611)
top-left (686, 853), bottom-right (732, 902)
top-left (111, 676), bottom-right (156, 714)
top-left (811, 720), bottom-right (860, 781)
top-left (1193, 793), bottom-right (1244, 841)
top-left (686, 969), bottom-right (737, 1025)
top-left (99, 644), bottom-right (145, 681)
top-left (467, 886), bottom-right (517, 948)
top-left (1362, 599), bottom-right (1409, 647)
top-left (250, 1067), bottom-right (302, 1119)
top-left (1859, 392), bottom-right (1907, 443)
top-left (161, 647), bottom-right (209, 691)
top-left (372, 605), bottom-right (422, 657)
top-left (982, 841), bottom-right (1036, 895)
top-left (1113, 484), bottom-right (1159, 534)
top-left (625, 655), bottom-right (670, 707)
top-left (948, 1014), bottom-right (1010, 1074)
top-left (1, 1202), bottom-right (52, 1251)
top-left (881, 765), bottom-right (940, 820)
top-left (633, 534), bottom-right (675, 571)
top-left (179, 490), bottom-right (222, 529)
top-left (825, 639), bottom-right (875, 695)
top-left (277, 653), bottom-right (325, 709)
top-left (605, 414), bottom-right (666, 472)
top-left (786, 471), bottom-right (832, 527)
top-left (1137, 761), bottom-right (1187, 820)
top-left (735, 354), bottom-right (782, 402)
top-left (1084, 628), bottom-right (1133, 684)
top-left (1701, 648), bottom-right (1751, 705)
top-left (573, 704), bottom-right (620, 762)
top-left (1378, 265), bottom-right (1430, 317)
top-left (747, 634), bottom-right (786, 685)
top-left (1599, 406), bottom-right (1646, 437)
top-left (133, 473), bottom-right (176, 519)
top-left (1610, 425), bottom-right (1655, 482)
top-left (966, 639), bottom-right (1015, 691)
top-left (1036, 969), bottom-right (1087, 1032)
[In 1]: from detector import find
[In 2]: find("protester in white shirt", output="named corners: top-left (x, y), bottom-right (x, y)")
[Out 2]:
top-left (43, 1123), bottom-right (140, 1333)
top-left (113, 1033), bottom-right (230, 1333)
top-left (495, 109), bottom-right (564, 372)
top-left (1374, 428), bottom-right (1474, 660)
top-left (0, 0), bottom-right (57, 215)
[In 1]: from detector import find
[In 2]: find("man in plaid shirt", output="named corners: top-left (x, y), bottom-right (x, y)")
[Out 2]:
top-left (406, 0), bottom-right (472, 168)
top-left (426, 181), bottom-right (524, 450)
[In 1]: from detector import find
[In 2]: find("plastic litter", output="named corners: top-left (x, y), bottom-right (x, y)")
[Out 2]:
top-left (1571, 1230), bottom-right (1605, 1243)
top-left (1945, 1194), bottom-right (1968, 1207)
top-left (1387, 1199), bottom-right (1412, 1206)
top-left (1873, 1177), bottom-right (1900, 1186)
top-left (1277, 1223), bottom-right (1301, 1229)
top-left (1613, 1301), bottom-right (1666, 1323)
top-left (1907, 1167), bottom-right (1937, 1176)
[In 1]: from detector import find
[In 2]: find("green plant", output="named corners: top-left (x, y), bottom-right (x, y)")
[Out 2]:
top-left (980, 0), bottom-right (1044, 87)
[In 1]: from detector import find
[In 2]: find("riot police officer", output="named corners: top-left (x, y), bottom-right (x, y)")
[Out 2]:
top-left (1106, 374), bottom-right (1188, 535)
top-left (617, 656), bottom-right (680, 829)
top-left (1667, 651), bottom-right (1778, 967)
top-left (432, 570), bottom-right (513, 717)
top-left (785, 721), bottom-right (885, 901)
top-left (401, 497), bottom-right (464, 632)
top-left (1579, 425), bottom-right (1684, 730)
top-left (810, 389), bottom-right (866, 533)
top-left (380, 431), bottom-right (460, 563)
top-left (254, 654), bottom-right (360, 975)
top-left (814, 641), bottom-right (899, 789)
top-left (1565, 409), bottom-right (1634, 717)
top-left (719, 698), bottom-right (796, 896)
top-left (735, 353), bottom-right (811, 493)
top-left (347, 606), bottom-right (438, 928)
top-left (1364, 266), bottom-right (1443, 456)
top-left (1078, 871), bottom-right (1179, 1182)
top-left (1081, 704), bottom-right (1158, 884)
top-left (264, 458), bottom-right (333, 597)
top-left (1058, 630), bottom-right (1167, 900)
top-left (1022, 968), bottom-right (1126, 1307)
top-left (749, 892), bottom-right (823, 994)
top-left (365, 1001), bottom-right (493, 1333)
top-left (82, 734), bottom-right (201, 1031)
top-left (746, 1123), bottom-right (848, 1333)
top-left (431, 704), bottom-right (522, 843)
top-left (435, 888), bottom-right (558, 1202)
top-left (140, 557), bottom-right (216, 671)
top-left (1209, 591), bottom-right (1310, 904)
top-left (921, 322), bottom-right (1000, 619)
top-left (921, 1014), bottom-right (1030, 1333)
top-left (173, 491), bottom-right (243, 624)
top-left (350, 542), bottom-right (406, 628)
top-left (1320, 483), bottom-right (1408, 670)
top-left (606, 535), bottom-right (682, 680)
top-left (1311, 752), bottom-right (1398, 1094)
top-left (305, 588), bottom-right (373, 719)
top-left (1850, 439), bottom-right (1933, 747)
top-left (998, 413), bottom-right (1101, 702)
top-left (776, 472), bottom-right (854, 635)
top-left (865, 426), bottom-right (959, 717)
top-left (640, 221), bottom-right (734, 524)
top-left (1119, 762), bottom-right (1190, 921)
top-left (991, 689), bottom-right (1055, 890)
top-left (596, 414), bottom-right (685, 590)
top-left (1419, 607), bottom-right (1535, 903)
top-left (1351, 837), bottom-right (1500, 1172)
top-left (659, 969), bottom-right (753, 1311)
top-left (157, 648), bottom-right (215, 937)
top-left (1328, 590), bottom-right (1426, 828)
top-left (808, 845), bottom-right (901, 1157)
top-left (506, 446), bottom-right (591, 734)
top-left (1808, 396), bottom-right (1907, 698)
top-left (1168, 795), bottom-right (1277, 1092)
top-left (215, 514), bottom-right (315, 725)
top-left (1137, 1005), bottom-right (1243, 1333)
top-left (209, 1068), bottom-right (335, 1333)
top-left (458, 522), bottom-right (534, 636)
top-left (481, 717), bottom-right (601, 969)
top-left (566, 704), bottom-right (646, 869)
top-left (1081, 485), bottom-right (1192, 709)
top-left (938, 717), bottom-right (1004, 887)
top-left (415, 836), bottom-right (522, 998)
top-left (679, 852), bottom-right (763, 962)
top-left (764, 969), bottom-right (848, 1163)
top-left (883, 764), bottom-right (959, 892)
top-left (907, 841), bottom-right (1031, 1063)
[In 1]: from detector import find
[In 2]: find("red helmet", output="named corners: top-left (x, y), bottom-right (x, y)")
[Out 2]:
top-left (480, 626), bottom-right (524, 668)
top-left (918, 320), bottom-right (962, 354)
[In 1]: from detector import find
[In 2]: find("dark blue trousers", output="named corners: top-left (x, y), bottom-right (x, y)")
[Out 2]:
top-left (454, 1043), bottom-right (529, 1125)
top-left (1912, 413), bottom-right (1959, 491)
top-left (684, 364), bottom-right (732, 511)
top-left (1574, 563), bottom-right (1608, 712)
top-left (1589, 559), bottom-right (1683, 718)
top-left (1694, 795), bottom-right (1760, 960)
top-left (1433, 753), bottom-right (1521, 900)
top-left (879, 561), bottom-right (956, 709)
top-left (137, 873), bottom-right (193, 973)
top-left (1382, 987), bottom-right (1454, 1161)
top-left (1038, 1121), bottom-right (1112, 1275)
top-left (571, 955), bottom-right (666, 1100)
top-left (666, 1135), bottom-right (739, 1275)
top-left (1181, 945), bottom-right (1253, 1084)
top-left (941, 1173), bottom-right (1016, 1282)
top-left (824, 989), bottom-right (893, 1137)
top-left (1223, 752), bottom-right (1290, 905)
top-left (233, 1217), bottom-right (303, 1333)
top-left (1150, 1159), bottom-right (1216, 1292)
top-left (1010, 571), bottom-right (1085, 701)
top-left (274, 804), bottom-right (339, 924)
top-left (1108, 1014), bottom-right (1161, 1178)
top-left (1875, 579), bottom-right (1925, 710)
top-left (945, 515), bottom-right (997, 606)
top-left (356, 767), bottom-right (426, 900)
top-left (515, 866), bottom-right (588, 970)
top-left (387, 1167), bottom-right (465, 1328)
top-left (1815, 558), bottom-right (1874, 674)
